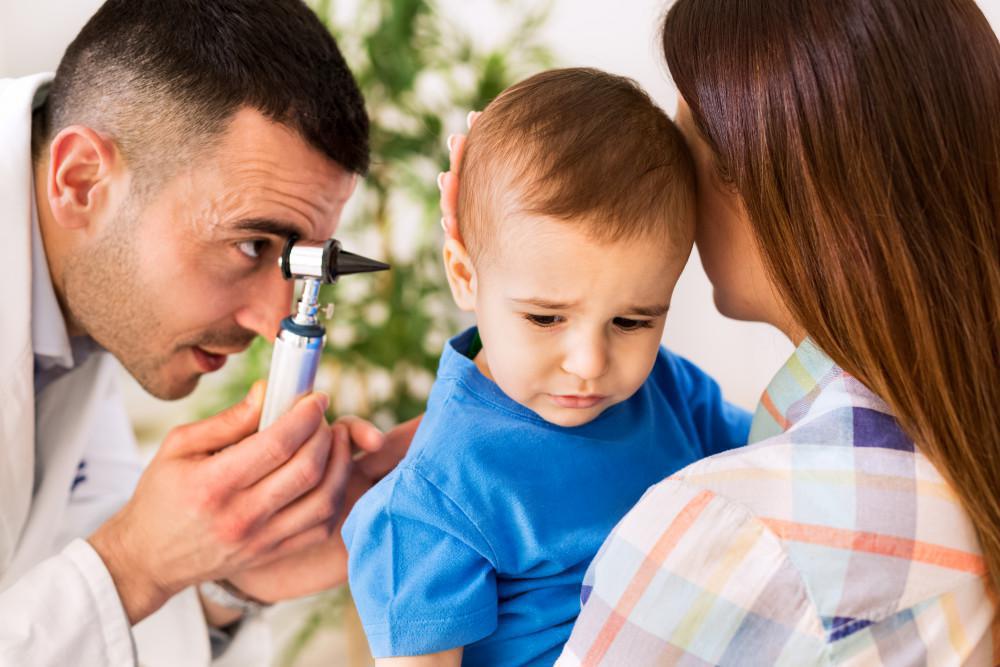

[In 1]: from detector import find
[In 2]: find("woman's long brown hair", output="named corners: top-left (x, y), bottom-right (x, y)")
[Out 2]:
top-left (663, 0), bottom-right (1000, 593)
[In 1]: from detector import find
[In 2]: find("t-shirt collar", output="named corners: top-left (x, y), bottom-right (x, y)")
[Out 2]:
top-left (437, 327), bottom-right (631, 431)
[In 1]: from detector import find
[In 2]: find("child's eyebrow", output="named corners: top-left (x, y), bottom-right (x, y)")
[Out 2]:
top-left (510, 297), bottom-right (670, 317)
top-left (628, 303), bottom-right (671, 317)
top-left (510, 297), bottom-right (578, 310)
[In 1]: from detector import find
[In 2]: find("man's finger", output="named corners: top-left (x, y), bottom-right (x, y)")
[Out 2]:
top-left (245, 426), bottom-right (351, 554)
top-left (209, 392), bottom-right (329, 488)
top-left (241, 419), bottom-right (332, 528)
top-left (161, 381), bottom-right (266, 458)
top-left (354, 415), bottom-right (420, 480)
top-left (334, 415), bottom-right (385, 454)
top-left (262, 522), bottom-right (347, 571)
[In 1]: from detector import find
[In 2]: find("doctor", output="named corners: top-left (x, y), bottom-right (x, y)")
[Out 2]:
top-left (0, 0), bottom-right (409, 664)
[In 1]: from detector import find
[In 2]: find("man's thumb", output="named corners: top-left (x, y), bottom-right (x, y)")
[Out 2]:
top-left (164, 381), bottom-right (266, 457)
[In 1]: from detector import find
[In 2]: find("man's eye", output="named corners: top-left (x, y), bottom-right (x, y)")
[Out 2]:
top-left (237, 239), bottom-right (269, 259)
top-left (524, 314), bottom-right (563, 328)
top-left (613, 317), bottom-right (653, 331)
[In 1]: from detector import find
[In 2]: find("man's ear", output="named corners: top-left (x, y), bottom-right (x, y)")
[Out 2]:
top-left (46, 125), bottom-right (122, 231)
top-left (443, 237), bottom-right (478, 311)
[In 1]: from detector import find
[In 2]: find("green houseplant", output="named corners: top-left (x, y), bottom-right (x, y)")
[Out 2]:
top-left (194, 1), bottom-right (556, 663)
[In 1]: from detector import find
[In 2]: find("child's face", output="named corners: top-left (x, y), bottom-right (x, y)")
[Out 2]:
top-left (448, 215), bottom-right (687, 427)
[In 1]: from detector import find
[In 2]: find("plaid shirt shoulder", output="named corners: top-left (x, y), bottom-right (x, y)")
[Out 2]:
top-left (558, 340), bottom-right (998, 666)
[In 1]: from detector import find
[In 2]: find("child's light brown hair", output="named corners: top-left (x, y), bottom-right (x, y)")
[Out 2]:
top-left (456, 67), bottom-right (695, 262)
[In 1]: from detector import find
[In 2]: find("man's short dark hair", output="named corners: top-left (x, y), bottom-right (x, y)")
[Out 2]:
top-left (35, 0), bottom-right (369, 180)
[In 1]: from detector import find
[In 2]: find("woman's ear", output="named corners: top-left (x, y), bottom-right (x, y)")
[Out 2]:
top-left (442, 237), bottom-right (478, 311)
top-left (46, 125), bottom-right (121, 231)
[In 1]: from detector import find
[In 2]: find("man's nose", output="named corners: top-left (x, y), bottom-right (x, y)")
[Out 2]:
top-left (560, 332), bottom-right (610, 382)
top-left (234, 270), bottom-right (296, 340)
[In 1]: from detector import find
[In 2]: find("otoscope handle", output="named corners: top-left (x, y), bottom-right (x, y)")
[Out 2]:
top-left (258, 318), bottom-right (326, 430)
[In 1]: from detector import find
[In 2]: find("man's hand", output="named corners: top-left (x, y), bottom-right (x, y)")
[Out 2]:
top-left (89, 382), bottom-right (343, 624)
top-left (221, 414), bottom-right (420, 603)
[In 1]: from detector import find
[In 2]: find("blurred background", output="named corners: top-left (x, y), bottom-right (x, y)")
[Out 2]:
top-left (3, 0), bottom-right (998, 664)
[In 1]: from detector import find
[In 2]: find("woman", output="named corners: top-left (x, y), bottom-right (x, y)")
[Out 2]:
top-left (555, 0), bottom-right (1000, 664)
top-left (443, 0), bottom-right (998, 663)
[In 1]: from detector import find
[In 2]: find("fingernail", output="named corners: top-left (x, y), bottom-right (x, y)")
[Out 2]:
top-left (437, 172), bottom-right (446, 191)
top-left (315, 392), bottom-right (330, 413)
top-left (466, 111), bottom-right (477, 128)
top-left (447, 134), bottom-right (456, 152)
top-left (440, 217), bottom-right (448, 232)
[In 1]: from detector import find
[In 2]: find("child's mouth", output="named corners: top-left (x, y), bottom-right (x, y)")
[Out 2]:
top-left (549, 394), bottom-right (607, 409)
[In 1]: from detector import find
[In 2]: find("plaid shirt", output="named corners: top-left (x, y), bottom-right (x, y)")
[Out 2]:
top-left (558, 339), bottom-right (997, 666)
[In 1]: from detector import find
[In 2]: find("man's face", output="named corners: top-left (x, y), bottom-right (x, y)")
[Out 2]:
top-left (471, 216), bottom-right (684, 428)
top-left (64, 108), bottom-right (357, 399)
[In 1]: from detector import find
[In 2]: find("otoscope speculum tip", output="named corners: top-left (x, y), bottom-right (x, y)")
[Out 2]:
top-left (280, 237), bottom-right (390, 283)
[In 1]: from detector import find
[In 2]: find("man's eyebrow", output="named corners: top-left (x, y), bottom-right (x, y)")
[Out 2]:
top-left (509, 297), bottom-right (579, 310)
top-left (231, 218), bottom-right (311, 240)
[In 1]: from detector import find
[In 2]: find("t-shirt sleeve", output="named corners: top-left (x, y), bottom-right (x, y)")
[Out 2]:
top-left (665, 351), bottom-right (751, 456)
top-left (342, 467), bottom-right (499, 657)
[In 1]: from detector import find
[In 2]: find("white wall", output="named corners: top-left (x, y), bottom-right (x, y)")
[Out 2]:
top-left (3, 0), bottom-right (999, 410)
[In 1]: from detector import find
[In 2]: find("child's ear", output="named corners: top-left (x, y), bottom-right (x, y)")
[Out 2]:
top-left (443, 237), bottom-right (478, 311)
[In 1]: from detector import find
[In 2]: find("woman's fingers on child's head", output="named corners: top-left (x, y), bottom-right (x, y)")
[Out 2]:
top-left (439, 171), bottom-right (461, 229)
top-left (450, 134), bottom-right (467, 171)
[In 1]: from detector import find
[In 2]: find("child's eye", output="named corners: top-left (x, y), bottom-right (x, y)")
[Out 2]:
top-left (613, 317), bottom-right (653, 331)
top-left (524, 314), bottom-right (564, 328)
top-left (237, 239), bottom-right (269, 260)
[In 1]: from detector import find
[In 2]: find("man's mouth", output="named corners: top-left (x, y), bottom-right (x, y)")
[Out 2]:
top-left (549, 394), bottom-right (607, 409)
top-left (191, 346), bottom-right (231, 373)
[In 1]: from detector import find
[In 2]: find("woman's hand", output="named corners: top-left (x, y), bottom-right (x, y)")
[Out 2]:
top-left (438, 111), bottom-right (480, 239)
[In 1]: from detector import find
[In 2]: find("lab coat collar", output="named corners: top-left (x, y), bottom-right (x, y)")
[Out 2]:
top-left (0, 72), bottom-right (54, 569)
top-left (30, 193), bottom-right (74, 370)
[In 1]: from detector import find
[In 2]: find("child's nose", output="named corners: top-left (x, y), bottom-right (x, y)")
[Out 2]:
top-left (561, 335), bottom-right (610, 382)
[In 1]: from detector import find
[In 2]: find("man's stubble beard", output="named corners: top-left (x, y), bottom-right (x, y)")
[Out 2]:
top-left (61, 208), bottom-right (188, 400)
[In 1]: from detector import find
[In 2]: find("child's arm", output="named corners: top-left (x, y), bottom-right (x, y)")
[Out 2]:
top-left (376, 648), bottom-right (463, 667)
top-left (343, 469), bottom-right (499, 661)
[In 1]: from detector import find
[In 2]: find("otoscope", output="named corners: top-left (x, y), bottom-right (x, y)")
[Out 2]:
top-left (258, 237), bottom-right (390, 430)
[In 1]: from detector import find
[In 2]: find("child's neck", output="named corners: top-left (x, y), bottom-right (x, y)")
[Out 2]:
top-left (473, 349), bottom-right (495, 382)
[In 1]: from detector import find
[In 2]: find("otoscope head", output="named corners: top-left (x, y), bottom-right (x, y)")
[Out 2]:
top-left (279, 237), bottom-right (390, 283)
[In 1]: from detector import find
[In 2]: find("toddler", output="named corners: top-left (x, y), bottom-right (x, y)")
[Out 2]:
top-left (343, 68), bottom-right (750, 666)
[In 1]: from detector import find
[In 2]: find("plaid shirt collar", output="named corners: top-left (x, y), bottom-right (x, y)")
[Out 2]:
top-left (748, 337), bottom-right (839, 444)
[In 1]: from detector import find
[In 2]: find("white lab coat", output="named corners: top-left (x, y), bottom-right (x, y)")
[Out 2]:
top-left (0, 74), bottom-right (269, 666)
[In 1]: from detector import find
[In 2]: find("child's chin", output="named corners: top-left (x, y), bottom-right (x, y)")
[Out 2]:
top-left (540, 406), bottom-right (605, 428)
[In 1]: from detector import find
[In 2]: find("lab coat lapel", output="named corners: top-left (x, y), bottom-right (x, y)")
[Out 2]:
top-left (5, 354), bottom-right (113, 582)
top-left (0, 73), bottom-right (51, 572)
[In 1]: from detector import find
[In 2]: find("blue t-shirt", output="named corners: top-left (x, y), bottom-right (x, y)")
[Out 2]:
top-left (343, 328), bottom-right (750, 665)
